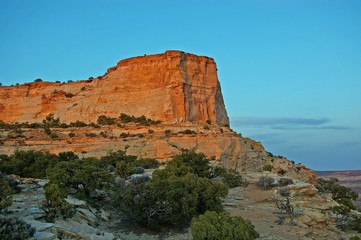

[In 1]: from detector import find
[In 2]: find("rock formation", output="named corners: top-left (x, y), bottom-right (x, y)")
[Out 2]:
top-left (0, 50), bottom-right (315, 183)
top-left (0, 50), bottom-right (229, 125)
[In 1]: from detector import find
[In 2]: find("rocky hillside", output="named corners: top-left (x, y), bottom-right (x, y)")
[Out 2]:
top-left (0, 51), bottom-right (228, 125)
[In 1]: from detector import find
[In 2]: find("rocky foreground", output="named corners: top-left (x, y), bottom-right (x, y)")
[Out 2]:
top-left (3, 172), bottom-right (360, 240)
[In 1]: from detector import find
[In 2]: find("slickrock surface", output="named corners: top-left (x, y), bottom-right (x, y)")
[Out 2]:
top-left (0, 51), bottom-right (228, 125)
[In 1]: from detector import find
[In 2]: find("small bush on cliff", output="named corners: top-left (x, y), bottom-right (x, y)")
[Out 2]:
top-left (221, 169), bottom-right (248, 188)
top-left (178, 129), bottom-right (197, 134)
top-left (0, 216), bottom-right (35, 240)
top-left (316, 178), bottom-right (358, 210)
top-left (257, 176), bottom-right (275, 189)
top-left (278, 178), bottom-right (294, 186)
top-left (191, 211), bottom-right (259, 240)
top-left (97, 115), bottom-right (116, 125)
top-left (263, 164), bottom-right (273, 172)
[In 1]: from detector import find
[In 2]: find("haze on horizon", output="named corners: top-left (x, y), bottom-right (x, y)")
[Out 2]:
top-left (0, 0), bottom-right (360, 171)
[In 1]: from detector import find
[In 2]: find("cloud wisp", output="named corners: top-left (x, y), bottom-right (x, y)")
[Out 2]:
top-left (230, 117), bottom-right (349, 130)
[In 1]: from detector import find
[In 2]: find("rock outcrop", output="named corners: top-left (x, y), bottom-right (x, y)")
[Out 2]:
top-left (0, 51), bottom-right (229, 126)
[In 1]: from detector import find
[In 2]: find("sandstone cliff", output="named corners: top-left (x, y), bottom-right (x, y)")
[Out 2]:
top-left (0, 51), bottom-right (229, 125)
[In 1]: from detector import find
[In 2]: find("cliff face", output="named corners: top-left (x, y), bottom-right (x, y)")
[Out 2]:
top-left (0, 51), bottom-right (229, 125)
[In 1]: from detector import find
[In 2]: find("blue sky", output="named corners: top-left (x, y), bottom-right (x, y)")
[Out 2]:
top-left (0, 0), bottom-right (360, 170)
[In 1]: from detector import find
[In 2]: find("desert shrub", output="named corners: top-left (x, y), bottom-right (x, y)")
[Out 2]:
top-left (278, 169), bottom-right (287, 175)
top-left (210, 166), bottom-right (227, 178)
top-left (65, 92), bottom-right (74, 98)
top-left (42, 114), bottom-right (61, 127)
top-left (336, 214), bottom-right (361, 233)
top-left (113, 172), bottom-right (227, 229)
top-left (278, 178), bottom-right (294, 186)
top-left (206, 120), bottom-right (211, 124)
top-left (0, 216), bottom-right (36, 240)
top-left (168, 150), bottom-right (211, 178)
top-left (263, 164), bottom-right (273, 172)
top-left (275, 188), bottom-right (295, 225)
top-left (119, 132), bottom-right (129, 138)
top-left (50, 132), bottom-right (58, 139)
top-left (116, 161), bottom-right (133, 178)
top-left (99, 150), bottom-right (136, 168)
top-left (128, 175), bottom-right (150, 185)
top-left (48, 160), bottom-right (114, 201)
top-left (164, 129), bottom-right (171, 135)
top-left (256, 176), bottom-right (275, 189)
top-left (58, 151), bottom-right (79, 162)
top-left (42, 182), bottom-right (75, 220)
top-left (44, 127), bottom-right (52, 135)
top-left (132, 167), bottom-right (145, 174)
top-left (85, 132), bottom-right (97, 138)
top-left (191, 211), bottom-right (259, 240)
top-left (349, 236), bottom-right (361, 240)
top-left (148, 129), bottom-right (154, 134)
top-left (317, 178), bottom-right (358, 209)
top-left (178, 129), bottom-right (197, 134)
top-left (119, 113), bottom-right (161, 125)
top-left (68, 132), bottom-right (75, 138)
top-left (134, 158), bottom-right (159, 169)
top-left (68, 120), bottom-right (88, 127)
top-left (0, 150), bottom-right (59, 178)
top-left (99, 131), bottom-right (108, 138)
top-left (97, 115), bottom-right (116, 125)
top-left (221, 169), bottom-right (248, 188)
top-left (0, 179), bottom-right (12, 211)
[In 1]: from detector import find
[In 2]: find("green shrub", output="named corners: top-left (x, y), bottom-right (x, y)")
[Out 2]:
top-left (256, 176), bottom-right (275, 189)
top-left (97, 115), bottom-right (116, 125)
top-left (349, 236), bottom-right (361, 240)
top-left (116, 161), bottom-right (133, 178)
top-left (278, 178), bottom-right (294, 186)
top-left (221, 169), bottom-right (248, 188)
top-left (68, 132), bottom-right (75, 138)
top-left (65, 92), bottom-right (74, 98)
top-left (191, 211), bottom-right (259, 240)
top-left (0, 150), bottom-right (59, 178)
top-left (211, 166), bottom-right (227, 178)
top-left (178, 129), bottom-right (197, 134)
top-left (48, 160), bottom-right (114, 201)
top-left (0, 179), bottom-right (12, 211)
top-left (263, 164), bottom-right (273, 172)
top-left (113, 172), bottom-right (227, 229)
top-left (317, 178), bottom-right (358, 209)
top-left (68, 120), bottom-right (88, 127)
top-left (134, 158), bottom-right (159, 169)
top-left (58, 151), bottom-right (79, 162)
top-left (169, 150), bottom-right (211, 178)
top-left (85, 132), bottom-right (97, 138)
top-left (0, 216), bottom-right (36, 240)
top-left (42, 182), bottom-right (74, 220)
top-left (278, 169), bottom-right (287, 175)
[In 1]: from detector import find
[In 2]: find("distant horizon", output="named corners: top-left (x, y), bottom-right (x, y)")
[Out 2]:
top-left (1, 1), bottom-right (360, 171)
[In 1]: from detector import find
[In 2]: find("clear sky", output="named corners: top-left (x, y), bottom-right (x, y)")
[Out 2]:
top-left (0, 0), bottom-right (360, 170)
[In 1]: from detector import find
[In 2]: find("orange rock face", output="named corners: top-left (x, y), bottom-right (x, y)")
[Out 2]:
top-left (0, 50), bottom-right (229, 125)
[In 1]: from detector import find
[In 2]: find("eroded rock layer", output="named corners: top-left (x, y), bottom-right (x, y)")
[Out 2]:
top-left (0, 51), bottom-right (229, 125)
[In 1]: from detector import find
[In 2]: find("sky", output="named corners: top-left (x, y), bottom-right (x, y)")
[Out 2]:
top-left (0, 0), bottom-right (360, 170)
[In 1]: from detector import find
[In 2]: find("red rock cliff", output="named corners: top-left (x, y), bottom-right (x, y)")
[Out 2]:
top-left (0, 50), bottom-right (229, 125)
